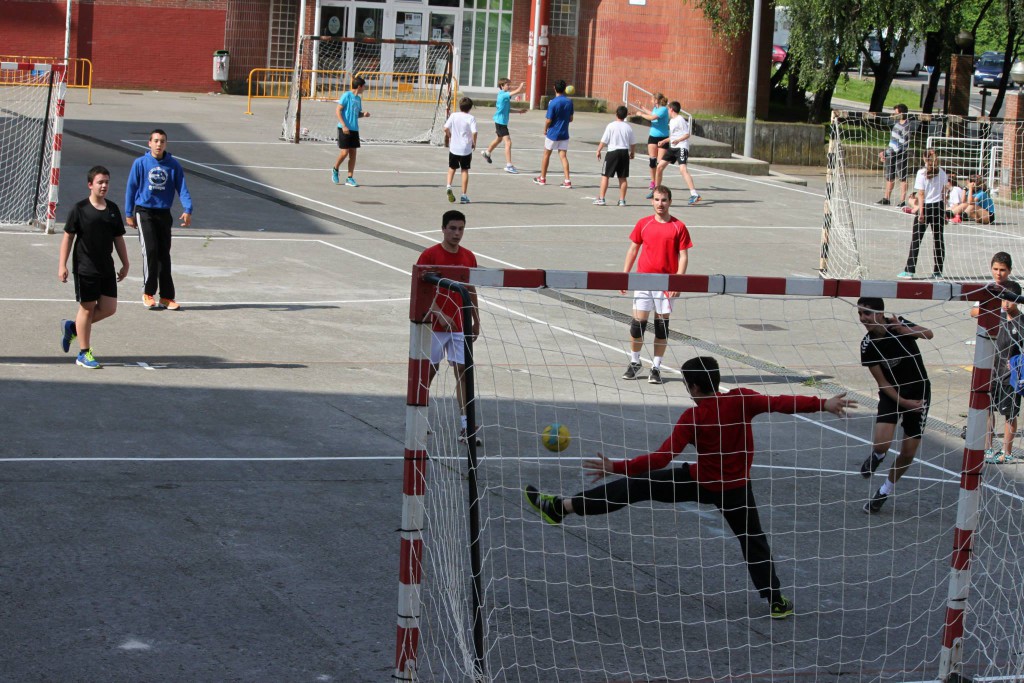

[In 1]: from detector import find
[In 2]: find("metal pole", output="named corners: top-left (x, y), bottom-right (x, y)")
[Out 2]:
top-left (743, 0), bottom-right (763, 158)
top-left (528, 0), bottom-right (542, 110)
top-left (297, 0), bottom-right (307, 42)
top-left (64, 0), bottom-right (72, 63)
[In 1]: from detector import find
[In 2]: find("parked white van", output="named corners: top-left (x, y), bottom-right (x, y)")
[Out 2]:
top-left (866, 34), bottom-right (926, 76)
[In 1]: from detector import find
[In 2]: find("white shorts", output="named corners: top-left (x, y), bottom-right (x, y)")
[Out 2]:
top-left (431, 331), bottom-right (466, 365)
top-left (633, 290), bottom-right (673, 315)
top-left (544, 138), bottom-right (569, 152)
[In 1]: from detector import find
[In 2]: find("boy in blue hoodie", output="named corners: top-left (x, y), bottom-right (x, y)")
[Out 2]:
top-left (125, 129), bottom-right (193, 310)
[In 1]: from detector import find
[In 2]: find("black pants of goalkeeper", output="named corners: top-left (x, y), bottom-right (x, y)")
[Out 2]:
top-left (569, 466), bottom-right (783, 603)
top-left (135, 207), bottom-right (175, 301)
top-left (905, 201), bottom-right (946, 276)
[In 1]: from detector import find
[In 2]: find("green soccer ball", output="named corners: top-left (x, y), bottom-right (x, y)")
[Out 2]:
top-left (541, 423), bottom-right (571, 452)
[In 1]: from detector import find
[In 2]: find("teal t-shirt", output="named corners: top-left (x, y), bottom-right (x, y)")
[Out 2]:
top-left (338, 90), bottom-right (362, 131)
top-left (494, 90), bottom-right (511, 126)
top-left (975, 190), bottom-right (995, 216)
top-left (650, 106), bottom-right (670, 137)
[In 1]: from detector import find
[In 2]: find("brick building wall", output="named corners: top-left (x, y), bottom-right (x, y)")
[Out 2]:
top-left (2, 0), bottom-right (229, 92)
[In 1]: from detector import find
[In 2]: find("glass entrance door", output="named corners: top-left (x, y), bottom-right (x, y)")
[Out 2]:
top-left (458, 0), bottom-right (512, 88)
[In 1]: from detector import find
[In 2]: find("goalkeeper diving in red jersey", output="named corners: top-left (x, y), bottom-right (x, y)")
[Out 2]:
top-left (525, 355), bottom-right (856, 619)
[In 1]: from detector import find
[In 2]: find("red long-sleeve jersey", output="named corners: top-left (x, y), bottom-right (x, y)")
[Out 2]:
top-left (610, 387), bottom-right (827, 491)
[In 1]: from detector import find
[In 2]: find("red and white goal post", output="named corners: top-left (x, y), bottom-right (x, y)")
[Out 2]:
top-left (282, 36), bottom-right (455, 146)
top-left (0, 62), bottom-right (66, 233)
top-left (397, 266), bottom-right (1024, 682)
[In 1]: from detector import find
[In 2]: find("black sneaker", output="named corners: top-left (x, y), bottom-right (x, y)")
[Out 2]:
top-left (622, 362), bottom-right (643, 380)
top-left (860, 452), bottom-right (885, 478)
top-left (770, 595), bottom-right (794, 619)
top-left (648, 366), bottom-right (663, 384)
top-left (524, 485), bottom-right (564, 525)
top-left (863, 488), bottom-right (888, 514)
top-left (896, 201), bottom-right (906, 208)
top-left (876, 198), bottom-right (890, 206)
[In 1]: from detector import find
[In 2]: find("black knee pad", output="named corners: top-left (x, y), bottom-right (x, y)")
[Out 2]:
top-left (653, 318), bottom-right (669, 340)
top-left (629, 318), bottom-right (648, 338)
top-left (649, 156), bottom-right (658, 169)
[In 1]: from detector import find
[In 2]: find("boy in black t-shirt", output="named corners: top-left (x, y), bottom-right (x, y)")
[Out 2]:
top-left (58, 166), bottom-right (130, 369)
top-left (857, 297), bottom-right (934, 514)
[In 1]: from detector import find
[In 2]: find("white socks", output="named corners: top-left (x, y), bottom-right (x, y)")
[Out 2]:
top-left (630, 351), bottom-right (641, 364)
top-left (879, 479), bottom-right (895, 496)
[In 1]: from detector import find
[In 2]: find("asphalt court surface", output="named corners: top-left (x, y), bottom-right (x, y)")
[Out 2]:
top-left (1, 88), bottom-right (1020, 681)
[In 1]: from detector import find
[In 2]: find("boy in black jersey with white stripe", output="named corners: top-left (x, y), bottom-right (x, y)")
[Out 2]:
top-left (857, 297), bottom-right (934, 513)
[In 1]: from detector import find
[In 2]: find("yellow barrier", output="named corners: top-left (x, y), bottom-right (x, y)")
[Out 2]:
top-left (245, 68), bottom-right (457, 112)
top-left (0, 56), bottom-right (92, 104)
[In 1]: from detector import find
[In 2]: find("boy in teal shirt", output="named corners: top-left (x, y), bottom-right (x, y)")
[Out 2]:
top-left (482, 78), bottom-right (525, 174)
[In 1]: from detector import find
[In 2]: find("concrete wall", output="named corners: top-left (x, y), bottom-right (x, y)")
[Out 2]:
top-left (694, 119), bottom-right (829, 166)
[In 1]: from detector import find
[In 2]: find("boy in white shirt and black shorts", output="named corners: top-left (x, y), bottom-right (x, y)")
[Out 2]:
top-left (657, 101), bottom-right (701, 205)
top-left (594, 105), bottom-right (636, 206)
top-left (444, 97), bottom-right (478, 205)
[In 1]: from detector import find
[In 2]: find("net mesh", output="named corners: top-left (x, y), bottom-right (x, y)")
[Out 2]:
top-left (0, 63), bottom-right (62, 228)
top-left (282, 36), bottom-right (455, 145)
top-left (412, 280), bottom-right (1024, 682)
top-left (823, 111), bottom-right (1021, 281)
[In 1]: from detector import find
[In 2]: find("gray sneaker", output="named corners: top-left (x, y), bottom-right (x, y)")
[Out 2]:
top-left (648, 366), bottom-right (663, 384)
top-left (622, 362), bottom-right (642, 380)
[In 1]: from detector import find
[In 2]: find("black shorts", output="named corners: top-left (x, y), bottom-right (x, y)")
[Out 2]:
top-left (494, 123), bottom-right (510, 138)
top-left (992, 381), bottom-right (1022, 420)
top-left (74, 273), bottom-right (117, 303)
top-left (876, 387), bottom-right (930, 439)
top-left (337, 129), bottom-right (361, 149)
top-left (884, 151), bottom-right (909, 181)
top-left (448, 152), bottom-right (472, 170)
top-left (663, 147), bottom-right (689, 165)
top-left (601, 149), bottom-right (630, 178)
top-left (647, 134), bottom-right (668, 147)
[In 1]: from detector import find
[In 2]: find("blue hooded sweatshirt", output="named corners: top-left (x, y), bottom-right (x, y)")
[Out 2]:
top-left (125, 152), bottom-right (193, 215)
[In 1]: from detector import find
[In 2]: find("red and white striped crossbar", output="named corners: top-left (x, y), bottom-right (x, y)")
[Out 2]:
top-left (1, 62), bottom-right (66, 234)
top-left (398, 266), bottom-right (1004, 681)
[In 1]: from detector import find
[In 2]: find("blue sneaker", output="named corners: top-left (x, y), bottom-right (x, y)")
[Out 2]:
top-left (897, 271), bottom-right (914, 279)
top-left (345, 176), bottom-right (359, 187)
top-left (76, 348), bottom-right (100, 369)
top-left (331, 167), bottom-right (340, 184)
top-left (60, 319), bottom-right (76, 353)
top-left (688, 194), bottom-right (702, 205)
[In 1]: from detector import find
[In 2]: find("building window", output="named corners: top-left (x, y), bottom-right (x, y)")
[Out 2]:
top-left (268, 0), bottom-right (298, 68)
top-left (550, 0), bottom-right (577, 37)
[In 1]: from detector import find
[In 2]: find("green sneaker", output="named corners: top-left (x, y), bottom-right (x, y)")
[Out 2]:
top-left (770, 595), bottom-right (793, 619)
top-left (524, 485), bottom-right (564, 525)
top-left (76, 348), bottom-right (101, 369)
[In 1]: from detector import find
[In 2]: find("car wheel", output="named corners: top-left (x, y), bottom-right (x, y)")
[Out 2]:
top-left (911, 64), bottom-right (921, 77)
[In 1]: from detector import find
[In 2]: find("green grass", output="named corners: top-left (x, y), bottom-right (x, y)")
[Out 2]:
top-left (833, 77), bottom-right (920, 109)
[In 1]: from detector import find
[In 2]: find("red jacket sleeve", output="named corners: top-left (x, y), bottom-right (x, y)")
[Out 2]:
top-left (749, 393), bottom-right (827, 418)
top-left (610, 408), bottom-right (695, 476)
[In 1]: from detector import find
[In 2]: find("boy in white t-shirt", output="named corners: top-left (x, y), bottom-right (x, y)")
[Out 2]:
top-left (444, 97), bottom-right (478, 204)
top-left (594, 105), bottom-right (637, 206)
top-left (655, 102), bottom-right (701, 205)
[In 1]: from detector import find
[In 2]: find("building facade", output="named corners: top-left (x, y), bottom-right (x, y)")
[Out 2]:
top-left (1, 0), bottom-right (771, 116)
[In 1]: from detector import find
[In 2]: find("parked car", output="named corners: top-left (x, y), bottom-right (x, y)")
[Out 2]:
top-left (772, 44), bottom-right (787, 65)
top-left (973, 54), bottom-right (1018, 88)
top-left (865, 35), bottom-right (925, 76)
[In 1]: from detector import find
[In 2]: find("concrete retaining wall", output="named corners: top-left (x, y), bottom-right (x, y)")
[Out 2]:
top-left (693, 120), bottom-right (828, 166)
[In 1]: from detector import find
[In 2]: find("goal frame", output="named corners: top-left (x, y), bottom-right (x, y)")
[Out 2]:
top-left (396, 266), bottom-right (1006, 682)
top-left (0, 61), bottom-right (66, 233)
top-left (283, 36), bottom-right (455, 146)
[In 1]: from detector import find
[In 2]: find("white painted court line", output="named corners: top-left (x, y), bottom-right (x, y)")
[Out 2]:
top-left (0, 296), bottom-right (408, 306)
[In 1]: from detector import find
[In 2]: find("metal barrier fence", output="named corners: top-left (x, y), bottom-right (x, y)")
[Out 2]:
top-left (0, 56), bottom-right (92, 104)
top-left (246, 68), bottom-right (456, 113)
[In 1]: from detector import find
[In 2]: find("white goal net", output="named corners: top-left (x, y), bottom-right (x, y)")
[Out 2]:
top-left (398, 268), bottom-right (1024, 682)
top-left (282, 36), bottom-right (455, 145)
top-left (0, 62), bottom-right (65, 232)
top-left (823, 111), bottom-right (1022, 281)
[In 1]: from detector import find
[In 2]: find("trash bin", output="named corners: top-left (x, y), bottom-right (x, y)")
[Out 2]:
top-left (213, 50), bottom-right (230, 82)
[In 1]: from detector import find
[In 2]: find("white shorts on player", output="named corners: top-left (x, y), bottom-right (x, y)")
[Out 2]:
top-left (544, 138), bottom-right (569, 152)
top-left (633, 290), bottom-right (673, 315)
top-left (431, 331), bottom-right (467, 365)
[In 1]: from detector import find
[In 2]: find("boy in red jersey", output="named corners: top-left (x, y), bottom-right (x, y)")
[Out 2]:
top-left (621, 185), bottom-right (693, 385)
top-left (416, 210), bottom-right (481, 444)
top-left (525, 356), bottom-right (856, 619)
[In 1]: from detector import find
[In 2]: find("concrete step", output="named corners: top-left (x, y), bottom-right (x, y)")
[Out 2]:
top-left (691, 155), bottom-right (771, 176)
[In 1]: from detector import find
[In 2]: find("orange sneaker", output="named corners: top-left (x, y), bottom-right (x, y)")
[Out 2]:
top-left (143, 294), bottom-right (159, 309)
top-left (160, 298), bottom-right (180, 311)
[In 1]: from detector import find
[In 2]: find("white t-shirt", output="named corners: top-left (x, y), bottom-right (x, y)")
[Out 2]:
top-left (600, 120), bottom-right (636, 151)
top-left (914, 168), bottom-right (948, 204)
top-left (444, 112), bottom-right (477, 156)
top-left (948, 185), bottom-right (966, 206)
top-left (669, 114), bottom-right (690, 151)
